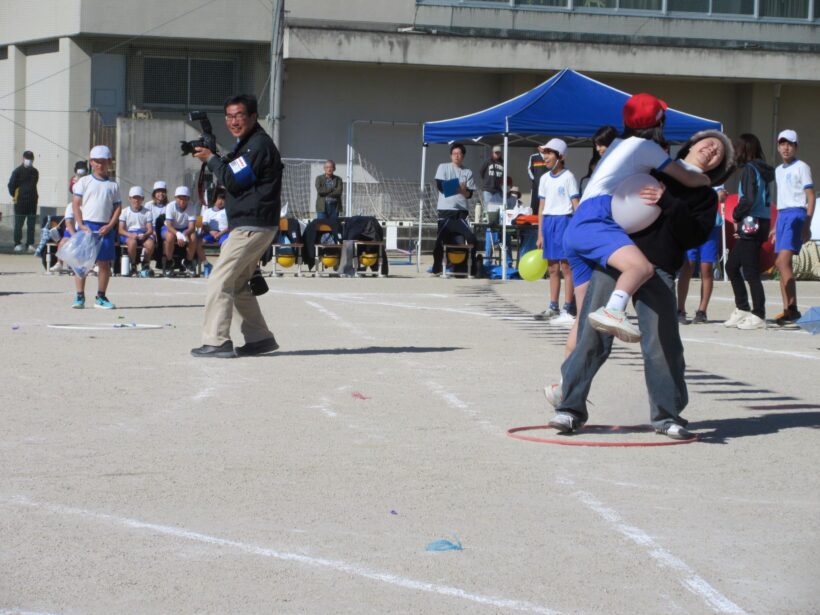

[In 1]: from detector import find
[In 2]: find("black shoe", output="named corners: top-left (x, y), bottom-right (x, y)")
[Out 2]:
top-left (163, 266), bottom-right (173, 278)
top-left (190, 341), bottom-right (235, 358)
top-left (235, 336), bottom-right (279, 357)
top-left (677, 310), bottom-right (690, 325)
top-left (692, 310), bottom-right (707, 324)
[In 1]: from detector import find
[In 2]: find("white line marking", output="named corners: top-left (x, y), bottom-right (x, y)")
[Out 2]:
top-left (308, 396), bottom-right (338, 418)
top-left (3, 496), bottom-right (559, 615)
top-left (681, 336), bottom-right (819, 361)
top-left (0, 611), bottom-right (61, 615)
top-left (425, 381), bottom-right (501, 435)
top-left (574, 490), bottom-right (746, 614)
top-left (304, 300), bottom-right (377, 341)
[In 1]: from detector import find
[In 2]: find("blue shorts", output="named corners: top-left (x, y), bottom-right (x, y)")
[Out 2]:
top-left (775, 207), bottom-right (807, 253)
top-left (86, 221), bottom-right (116, 262)
top-left (119, 233), bottom-right (150, 245)
top-left (686, 226), bottom-right (720, 264)
top-left (63, 230), bottom-right (72, 239)
top-left (563, 195), bottom-right (633, 286)
top-left (541, 214), bottom-right (571, 261)
top-left (161, 226), bottom-right (189, 241)
top-left (203, 232), bottom-right (229, 246)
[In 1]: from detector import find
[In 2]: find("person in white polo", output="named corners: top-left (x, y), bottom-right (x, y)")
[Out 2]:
top-left (162, 186), bottom-right (199, 276)
top-left (773, 129), bottom-right (815, 325)
top-left (118, 185), bottom-right (156, 277)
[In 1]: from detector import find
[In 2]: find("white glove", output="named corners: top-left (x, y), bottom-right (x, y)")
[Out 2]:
top-left (176, 231), bottom-right (187, 243)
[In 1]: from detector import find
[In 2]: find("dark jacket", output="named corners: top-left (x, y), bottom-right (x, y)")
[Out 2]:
top-left (527, 153), bottom-right (549, 208)
top-left (630, 172), bottom-right (718, 275)
top-left (207, 124), bottom-right (283, 229)
top-left (8, 164), bottom-right (39, 213)
top-left (733, 159), bottom-right (775, 222)
top-left (480, 158), bottom-right (504, 193)
top-left (315, 174), bottom-right (343, 212)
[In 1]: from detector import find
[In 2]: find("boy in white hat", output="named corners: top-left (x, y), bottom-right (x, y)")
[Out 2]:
top-left (70, 145), bottom-right (121, 309)
top-left (773, 129), bottom-right (815, 325)
top-left (535, 138), bottom-right (580, 323)
top-left (118, 186), bottom-right (156, 277)
top-left (162, 186), bottom-right (199, 276)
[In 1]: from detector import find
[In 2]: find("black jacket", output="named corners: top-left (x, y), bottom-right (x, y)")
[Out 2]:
top-left (7, 165), bottom-right (39, 213)
top-left (207, 124), bottom-right (284, 229)
top-left (733, 159), bottom-right (775, 222)
top-left (480, 159), bottom-right (504, 193)
top-left (630, 172), bottom-right (718, 275)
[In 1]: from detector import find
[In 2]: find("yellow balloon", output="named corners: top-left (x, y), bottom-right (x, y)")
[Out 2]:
top-left (518, 249), bottom-right (548, 281)
top-left (322, 255), bottom-right (339, 268)
top-left (360, 253), bottom-right (378, 267)
top-left (276, 255), bottom-right (295, 268)
top-left (447, 250), bottom-right (467, 264)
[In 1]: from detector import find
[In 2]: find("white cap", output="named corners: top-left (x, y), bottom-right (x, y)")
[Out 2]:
top-left (539, 138), bottom-right (567, 157)
top-left (777, 129), bottom-right (798, 144)
top-left (174, 186), bottom-right (191, 198)
top-left (492, 145), bottom-right (502, 154)
top-left (128, 186), bottom-right (144, 198)
top-left (152, 180), bottom-right (167, 193)
top-left (89, 145), bottom-right (112, 160)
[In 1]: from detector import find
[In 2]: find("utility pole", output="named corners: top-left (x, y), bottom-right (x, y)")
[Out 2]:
top-left (270, 0), bottom-right (285, 145)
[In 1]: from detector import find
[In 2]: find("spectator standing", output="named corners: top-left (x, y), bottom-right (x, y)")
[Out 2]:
top-left (70, 145), bottom-right (121, 309)
top-left (68, 160), bottom-right (88, 195)
top-left (773, 129), bottom-right (815, 325)
top-left (7, 150), bottom-right (39, 252)
top-left (724, 133), bottom-right (775, 330)
top-left (480, 145), bottom-right (505, 209)
top-left (432, 143), bottom-right (477, 275)
top-left (527, 145), bottom-right (550, 213)
top-left (315, 160), bottom-right (343, 219)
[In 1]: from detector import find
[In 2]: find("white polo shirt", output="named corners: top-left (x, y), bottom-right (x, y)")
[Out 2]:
top-left (119, 207), bottom-right (154, 233)
top-left (582, 137), bottom-right (672, 201)
top-left (538, 169), bottom-right (580, 216)
top-left (775, 160), bottom-right (814, 210)
top-left (145, 199), bottom-right (168, 220)
top-left (164, 202), bottom-right (194, 230)
top-left (72, 174), bottom-right (122, 223)
top-left (435, 163), bottom-right (476, 211)
top-left (202, 207), bottom-right (228, 232)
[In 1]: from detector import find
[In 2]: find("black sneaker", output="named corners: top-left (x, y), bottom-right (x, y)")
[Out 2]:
top-left (677, 310), bottom-right (690, 325)
top-left (190, 341), bottom-right (235, 358)
top-left (235, 336), bottom-right (279, 357)
top-left (163, 266), bottom-right (173, 278)
top-left (692, 310), bottom-right (707, 324)
top-left (775, 307), bottom-right (802, 326)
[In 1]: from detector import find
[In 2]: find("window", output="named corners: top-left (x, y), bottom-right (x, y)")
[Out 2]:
top-left (0, 46), bottom-right (8, 60)
top-left (668, 0), bottom-right (709, 11)
top-left (712, 0), bottom-right (754, 14)
top-left (760, 0), bottom-right (808, 18)
top-left (141, 55), bottom-right (237, 109)
top-left (619, 0), bottom-right (662, 9)
top-left (516, 0), bottom-right (571, 7)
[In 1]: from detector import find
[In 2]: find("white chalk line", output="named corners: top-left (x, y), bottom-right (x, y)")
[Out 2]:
top-left (304, 300), bottom-right (377, 341)
top-left (573, 490), bottom-right (746, 614)
top-left (308, 396), bottom-right (338, 418)
top-left (0, 610), bottom-right (61, 615)
top-left (425, 381), bottom-right (501, 435)
top-left (680, 336), bottom-right (819, 361)
top-left (3, 496), bottom-right (559, 615)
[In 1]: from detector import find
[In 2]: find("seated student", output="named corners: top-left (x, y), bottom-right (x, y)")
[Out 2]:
top-left (43, 203), bottom-right (75, 273)
top-left (161, 186), bottom-right (199, 277)
top-left (198, 187), bottom-right (229, 278)
top-left (562, 93), bottom-right (710, 343)
top-left (118, 186), bottom-right (156, 277)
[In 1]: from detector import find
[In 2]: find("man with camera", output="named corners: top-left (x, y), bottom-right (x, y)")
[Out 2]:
top-left (190, 94), bottom-right (284, 358)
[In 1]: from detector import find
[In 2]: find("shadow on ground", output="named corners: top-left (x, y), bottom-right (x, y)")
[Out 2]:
top-left (273, 346), bottom-right (464, 357)
top-left (693, 411), bottom-right (820, 444)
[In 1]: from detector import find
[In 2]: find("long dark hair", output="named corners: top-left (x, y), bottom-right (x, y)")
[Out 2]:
top-left (581, 125), bottom-right (618, 185)
top-left (622, 123), bottom-right (667, 150)
top-left (734, 133), bottom-right (765, 166)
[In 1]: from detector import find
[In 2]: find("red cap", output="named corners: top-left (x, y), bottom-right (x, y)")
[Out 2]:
top-left (623, 93), bottom-right (668, 130)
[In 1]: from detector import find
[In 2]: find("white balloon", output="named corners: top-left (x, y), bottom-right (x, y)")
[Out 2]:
top-left (611, 173), bottom-right (662, 234)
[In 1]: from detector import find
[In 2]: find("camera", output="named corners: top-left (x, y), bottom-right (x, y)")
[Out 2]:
top-left (180, 110), bottom-right (217, 156)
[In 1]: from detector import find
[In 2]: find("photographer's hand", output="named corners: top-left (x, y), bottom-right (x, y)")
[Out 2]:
top-left (193, 147), bottom-right (214, 162)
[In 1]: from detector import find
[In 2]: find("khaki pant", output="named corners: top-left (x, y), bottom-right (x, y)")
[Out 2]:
top-left (202, 228), bottom-right (276, 346)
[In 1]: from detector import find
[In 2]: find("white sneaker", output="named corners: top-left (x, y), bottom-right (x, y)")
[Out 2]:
top-left (737, 313), bottom-right (766, 330)
top-left (13, 244), bottom-right (24, 252)
top-left (49, 261), bottom-right (65, 273)
top-left (544, 383), bottom-right (563, 407)
top-left (27, 244), bottom-right (36, 253)
top-left (588, 307), bottom-right (641, 343)
top-left (723, 308), bottom-right (751, 327)
top-left (656, 423), bottom-right (694, 440)
top-left (550, 310), bottom-right (576, 326)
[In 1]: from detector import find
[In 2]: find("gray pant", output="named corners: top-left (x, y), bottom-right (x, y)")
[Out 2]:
top-left (557, 267), bottom-right (688, 430)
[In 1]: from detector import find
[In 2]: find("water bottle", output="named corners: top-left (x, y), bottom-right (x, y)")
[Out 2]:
top-left (120, 253), bottom-right (131, 276)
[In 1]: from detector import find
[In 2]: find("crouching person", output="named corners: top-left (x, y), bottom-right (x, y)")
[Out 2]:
top-left (162, 186), bottom-right (199, 277)
top-left (118, 186), bottom-right (156, 277)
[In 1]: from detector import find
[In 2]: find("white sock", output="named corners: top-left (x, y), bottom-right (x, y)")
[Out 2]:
top-left (605, 290), bottom-right (630, 312)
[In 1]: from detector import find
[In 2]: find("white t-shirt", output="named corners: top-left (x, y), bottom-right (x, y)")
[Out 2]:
top-left (64, 203), bottom-right (74, 220)
top-left (72, 174), bottom-right (122, 223)
top-left (435, 163), bottom-right (476, 211)
top-left (202, 207), bottom-right (228, 232)
top-left (164, 202), bottom-right (195, 230)
top-left (582, 137), bottom-right (672, 201)
top-left (119, 207), bottom-right (153, 233)
top-left (144, 200), bottom-right (168, 220)
top-left (775, 159), bottom-right (814, 210)
top-left (538, 169), bottom-right (580, 216)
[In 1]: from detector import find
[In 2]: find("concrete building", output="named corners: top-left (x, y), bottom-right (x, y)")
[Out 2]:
top-left (1, 0), bottom-right (818, 219)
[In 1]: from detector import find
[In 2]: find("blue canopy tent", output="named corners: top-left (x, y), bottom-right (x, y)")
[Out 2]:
top-left (417, 69), bottom-right (723, 277)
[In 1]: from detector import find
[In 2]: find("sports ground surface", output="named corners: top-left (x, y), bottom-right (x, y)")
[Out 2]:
top-left (1, 254), bottom-right (818, 614)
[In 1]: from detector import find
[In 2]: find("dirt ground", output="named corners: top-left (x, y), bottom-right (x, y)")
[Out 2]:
top-left (1, 253), bottom-right (818, 615)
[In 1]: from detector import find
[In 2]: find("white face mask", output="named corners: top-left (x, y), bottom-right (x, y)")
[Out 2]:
top-left (76, 168), bottom-right (86, 176)
top-left (23, 159), bottom-right (32, 168)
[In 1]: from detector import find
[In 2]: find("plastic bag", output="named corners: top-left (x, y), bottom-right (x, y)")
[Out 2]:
top-left (57, 230), bottom-right (102, 277)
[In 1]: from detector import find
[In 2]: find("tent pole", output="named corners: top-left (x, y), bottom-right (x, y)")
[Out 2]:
top-left (417, 142), bottom-right (427, 273)
top-left (501, 134), bottom-right (509, 281)
top-left (346, 122), bottom-right (354, 217)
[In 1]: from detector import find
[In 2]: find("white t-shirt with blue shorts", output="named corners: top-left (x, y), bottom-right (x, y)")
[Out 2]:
top-left (538, 169), bottom-right (579, 261)
top-left (775, 160), bottom-right (813, 253)
top-left (72, 174), bottom-right (122, 262)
